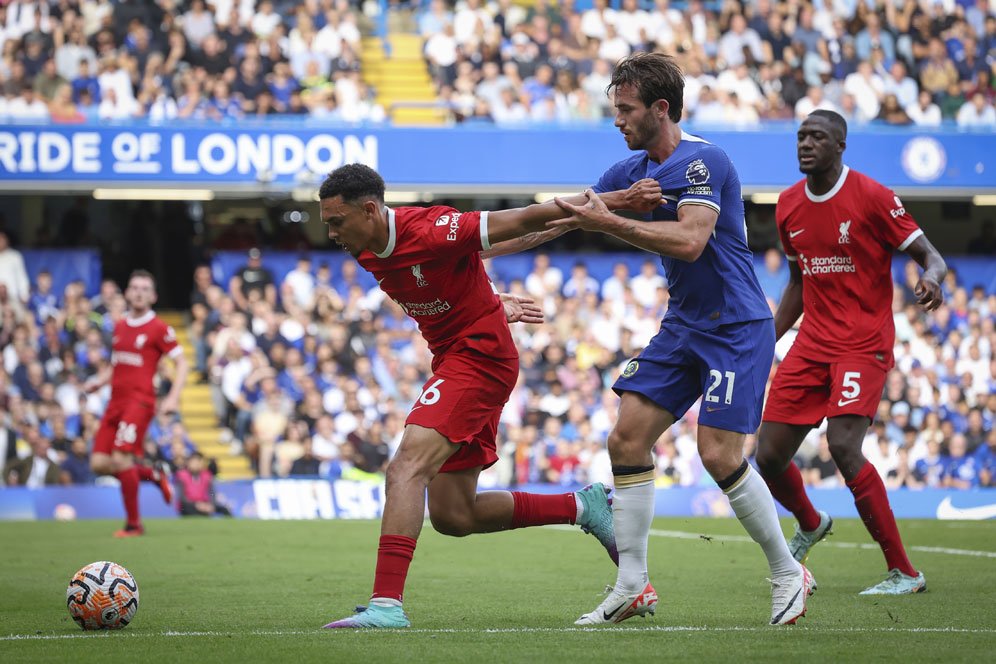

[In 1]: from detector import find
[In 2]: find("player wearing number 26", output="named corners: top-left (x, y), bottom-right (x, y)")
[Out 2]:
top-left (317, 163), bottom-right (664, 629)
top-left (550, 53), bottom-right (811, 627)
top-left (756, 110), bottom-right (947, 596)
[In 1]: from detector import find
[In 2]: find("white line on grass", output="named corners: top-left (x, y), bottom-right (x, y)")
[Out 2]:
top-left (550, 525), bottom-right (996, 559)
top-left (3, 626), bottom-right (996, 641)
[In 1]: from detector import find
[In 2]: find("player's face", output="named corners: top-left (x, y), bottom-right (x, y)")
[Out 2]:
top-left (796, 117), bottom-right (844, 174)
top-left (613, 84), bottom-right (661, 152)
top-left (320, 196), bottom-right (375, 258)
top-left (125, 276), bottom-right (156, 312)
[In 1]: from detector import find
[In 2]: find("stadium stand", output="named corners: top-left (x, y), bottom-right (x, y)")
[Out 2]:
top-left (0, 1), bottom-right (992, 126)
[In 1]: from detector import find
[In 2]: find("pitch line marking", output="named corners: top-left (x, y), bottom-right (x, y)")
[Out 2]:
top-left (3, 626), bottom-right (996, 641)
top-left (550, 525), bottom-right (996, 559)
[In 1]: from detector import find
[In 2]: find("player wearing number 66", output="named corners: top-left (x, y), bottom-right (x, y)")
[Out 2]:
top-left (317, 163), bottom-right (664, 629)
top-left (549, 52), bottom-right (812, 627)
top-left (755, 111), bottom-right (947, 596)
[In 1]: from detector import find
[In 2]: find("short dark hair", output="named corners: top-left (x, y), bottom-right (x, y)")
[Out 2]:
top-left (129, 269), bottom-right (156, 290)
top-left (809, 109), bottom-right (848, 140)
top-left (608, 52), bottom-right (685, 123)
top-left (318, 164), bottom-right (385, 205)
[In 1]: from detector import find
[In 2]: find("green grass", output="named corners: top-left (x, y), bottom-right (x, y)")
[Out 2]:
top-left (1, 517), bottom-right (994, 662)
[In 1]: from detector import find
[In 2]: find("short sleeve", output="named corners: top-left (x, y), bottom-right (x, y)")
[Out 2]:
top-left (676, 147), bottom-right (727, 214)
top-left (869, 185), bottom-right (922, 251)
top-left (418, 206), bottom-right (489, 257)
top-left (591, 161), bottom-right (630, 194)
top-left (775, 199), bottom-right (797, 261)
top-left (158, 323), bottom-right (183, 358)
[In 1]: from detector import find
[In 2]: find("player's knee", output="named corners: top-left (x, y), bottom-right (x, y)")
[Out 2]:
top-left (606, 428), bottom-right (645, 461)
top-left (827, 438), bottom-right (863, 469)
top-left (428, 509), bottom-right (474, 538)
top-left (384, 455), bottom-right (433, 490)
top-left (754, 446), bottom-right (788, 478)
top-left (699, 447), bottom-right (735, 479)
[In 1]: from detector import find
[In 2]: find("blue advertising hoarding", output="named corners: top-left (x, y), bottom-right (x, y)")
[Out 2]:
top-left (0, 122), bottom-right (993, 193)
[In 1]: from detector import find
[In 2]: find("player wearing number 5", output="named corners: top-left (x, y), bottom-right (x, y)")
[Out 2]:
top-left (318, 164), bottom-right (663, 629)
top-left (551, 53), bottom-right (811, 627)
top-left (756, 111), bottom-right (946, 595)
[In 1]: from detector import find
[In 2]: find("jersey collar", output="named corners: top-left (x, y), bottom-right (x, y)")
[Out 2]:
top-left (805, 165), bottom-right (850, 203)
top-left (373, 206), bottom-right (397, 259)
top-left (125, 310), bottom-right (155, 327)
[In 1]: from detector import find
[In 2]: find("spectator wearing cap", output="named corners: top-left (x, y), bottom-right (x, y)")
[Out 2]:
top-left (230, 248), bottom-right (276, 312)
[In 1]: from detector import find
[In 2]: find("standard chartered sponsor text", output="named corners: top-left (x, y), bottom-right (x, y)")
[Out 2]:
top-left (398, 299), bottom-right (453, 316)
top-left (806, 255), bottom-right (856, 274)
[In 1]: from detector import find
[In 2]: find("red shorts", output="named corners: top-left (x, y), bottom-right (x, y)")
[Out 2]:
top-left (93, 400), bottom-right (155, 456)
top-left (762, 350), bottom-right (890, 425)
top-left (406, 350), bottom-right (518, 474)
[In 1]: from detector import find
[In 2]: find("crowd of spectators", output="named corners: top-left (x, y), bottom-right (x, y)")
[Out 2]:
top-left (1, 1), bottom-right (993, 127)
top-left (419, 0), bottom-right (996, 127)
top-left (0, 0), bottom-right (385, 123)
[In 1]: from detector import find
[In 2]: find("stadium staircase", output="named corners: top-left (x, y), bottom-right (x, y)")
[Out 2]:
top-left (159, 312), bottom-right (255, 480)
top-left (361, 33), bottom-right (448, 125)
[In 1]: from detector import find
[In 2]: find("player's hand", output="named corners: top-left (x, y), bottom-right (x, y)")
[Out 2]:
top-left (550, 189), bottom-right (614, 232)
top-left (622, 178), bottom-right (664, 213)
top-left (159, 394), bottom-right (179, 417)
top-left (500, 293), bottom-right (544, 325)
top-left (914, 277), bottom-right (943, 311)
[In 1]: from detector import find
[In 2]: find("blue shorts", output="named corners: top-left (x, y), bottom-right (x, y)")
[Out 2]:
top-left (613, 319), bottom-right (775, 434)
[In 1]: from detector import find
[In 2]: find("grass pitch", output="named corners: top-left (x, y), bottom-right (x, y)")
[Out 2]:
top-left (1, 517), bottom-right (993, 662)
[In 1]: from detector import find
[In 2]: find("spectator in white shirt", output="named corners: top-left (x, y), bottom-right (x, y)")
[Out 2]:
top-left (630, 260), bottom-right (666, 310)
top-left (716, 63), bottom-right (763, 108)
top-left (614, 0), bottom-right (650, 47)
top-left (251, 0), bottom-right (282, 39)
top-left (906, 90), bottom-right (942, 127)
top-left (844, 61), bottom-right (884, 122)
top-left (453, 0), bottom-right (493, 47)
top-left (795, 85), bottom-right (838, 120)
top-left (181, 0), bottom-right (215, 50)
top-left (6, 86), bottom-right (50, 121)
top-left (956, 92), bottom-right (996, 128)
top-left (0, 231), bottom-right (29, 306)
top-left (601, 262), bottom-right (630, 302)
top-left (580, 0), bottom-right (616, 41)
top-left (717, 13), bottom-right (765, 67)
top-left (281, 256), bottom-right (316, 313)
top-left (597, 23), bottom-right (632, 64)
top-left (882, 61), bottom-right (918, 109)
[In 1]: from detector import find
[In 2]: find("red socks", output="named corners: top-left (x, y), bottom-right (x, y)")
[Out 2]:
top-left (116, 467), bottom-right (141, 528)
top-left (371, 535), bottom-right (417, 603)
top-left (764, 462), bottom-right (822, 532)
top-left (509, 492), bottom-right (577, 529)
top-left (847, 462), bottom-right (917, 577)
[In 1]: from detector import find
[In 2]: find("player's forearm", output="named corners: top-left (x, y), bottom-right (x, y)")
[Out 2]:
top-left (773, 281), bottom-right (803, 340)
top-left (596, 213), bottom-right (704, 261)
top-left (482, 226), bottom-right (568, 258)
top-left (166, 355), bottom-right (189, 401)
top-left (487, 190), bottom-right (635, 246)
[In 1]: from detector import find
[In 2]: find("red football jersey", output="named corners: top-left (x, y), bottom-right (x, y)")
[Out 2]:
top-left (776, 166), bottom-right (922, 362)
top-left (357, 205), bottom-right (516, 359)
top-left (109, 311), bottom-right (182, 404)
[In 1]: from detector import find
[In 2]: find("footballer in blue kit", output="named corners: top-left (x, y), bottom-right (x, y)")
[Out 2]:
top-left (593, 133), bottom-right (774, 435)
top-left (551, 52), bottom-right (812, 628)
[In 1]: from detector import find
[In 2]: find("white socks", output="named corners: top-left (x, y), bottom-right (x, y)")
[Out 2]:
top-left (612, 479), bottom-right (656, 592)
top-left (724, 465), bottom-right (800, 579)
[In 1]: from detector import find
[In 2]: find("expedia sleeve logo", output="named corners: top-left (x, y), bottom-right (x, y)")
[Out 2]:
top-left (685, 159), bottom-right (710, 185)
top-left (622, 360), bottom-right (640, 378)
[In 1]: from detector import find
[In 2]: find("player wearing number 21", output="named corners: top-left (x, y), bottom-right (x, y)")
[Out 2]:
top-left (318, 163), bottom-right (663, 629)
top-left (551, 52), bottom-right (812, 627)
top-left (756, 110), bottom-right (946, 595)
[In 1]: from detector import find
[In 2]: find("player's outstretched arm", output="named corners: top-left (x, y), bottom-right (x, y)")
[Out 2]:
top-left (903, 234), bottom-right (947, 312)
top-left (773, 260), bottom-right (804, 340)
top-left (484, 179), bottom-right (663, 250)
top-left (550, 189), bottom-right (716, 262)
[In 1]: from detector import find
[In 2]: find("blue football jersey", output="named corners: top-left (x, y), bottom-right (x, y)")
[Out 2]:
top-left (593, 132), bottom-right (771, 330)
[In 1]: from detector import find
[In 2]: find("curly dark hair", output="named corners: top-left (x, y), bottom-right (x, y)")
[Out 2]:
top-left (318, 163), bottom-right (385, 204)
top-left (608, 52), bottom-right (685, 123)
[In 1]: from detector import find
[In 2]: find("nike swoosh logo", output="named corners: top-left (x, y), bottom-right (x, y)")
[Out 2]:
top-left (602, 602), bottom-right (624, 621)
top-left (836, 398), bottom-right (860, 407)
top-left (771, 588), bottom-right (802, 624)
top-left (936, 497), bottom-right (996, 520)
top-left (789, 229), bottom-right (806, 238)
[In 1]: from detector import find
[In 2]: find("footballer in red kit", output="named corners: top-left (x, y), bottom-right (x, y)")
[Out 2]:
top-left (89, 270), bottom-right (189, 537)
top-left (318, 164), bottom-right (663, 629)
top-left (756, 111), bottom-right (947, 595)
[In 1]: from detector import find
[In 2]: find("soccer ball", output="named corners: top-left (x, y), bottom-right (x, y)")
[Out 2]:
top-left (66, 562), bottom-right (140, 630)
